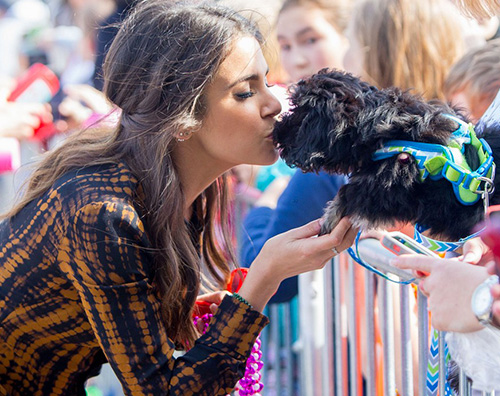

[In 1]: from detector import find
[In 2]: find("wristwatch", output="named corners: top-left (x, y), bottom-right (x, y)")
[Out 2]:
top-left (471, 274), bottom-right (500, 330)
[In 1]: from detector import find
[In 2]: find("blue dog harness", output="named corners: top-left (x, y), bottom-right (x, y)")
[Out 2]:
top-left (372, 114), bottom-right (495, 206)
top-left (347, 115), bottom-right (496, 284)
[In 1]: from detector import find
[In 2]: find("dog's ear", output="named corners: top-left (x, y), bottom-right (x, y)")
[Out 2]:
top-left (273, 69), bottom-right (379, 174)
top-left (365, 90), bottom-right (454, 146)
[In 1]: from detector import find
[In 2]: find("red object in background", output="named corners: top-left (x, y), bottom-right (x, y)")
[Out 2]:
top-left (193, 301), bottom-right (213, 317)
top-left (226, 268), bottom-right (248, 293)
top-left (194, 268), bottom-right (249, 317)
top-left (8, 63), bottom-right (60, 142)
top-left (481, 205), bottom-right (500, 277)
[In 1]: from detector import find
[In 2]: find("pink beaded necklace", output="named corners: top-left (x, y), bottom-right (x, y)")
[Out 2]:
top-left (193, 269), bottom-right (264, 396)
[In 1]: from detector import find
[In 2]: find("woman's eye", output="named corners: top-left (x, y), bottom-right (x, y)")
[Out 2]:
top-left (305, 37), bottom-right (318, 45)
top-left (235, 91), bottom-right (255, 100)
top-left (280, 43), bottom-right (291, 51)
top-left (265, 77), bottom-right (274, 88)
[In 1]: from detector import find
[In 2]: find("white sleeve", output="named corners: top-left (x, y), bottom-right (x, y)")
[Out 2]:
top-left (446, 327), bottom-right (500, 392)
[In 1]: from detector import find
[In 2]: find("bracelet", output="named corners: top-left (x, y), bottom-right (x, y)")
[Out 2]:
top-left (233, 292), bottom-right (252, 309)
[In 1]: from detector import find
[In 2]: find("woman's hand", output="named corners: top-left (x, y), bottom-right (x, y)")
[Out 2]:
top-left (458, 237), bottom-right (492, 265)
top-left (393, 255), bottom-right (489, 333)
top-left (238, 217), bottom-right (357, 312)
top-left (196, 291), bottom-right (230, 314)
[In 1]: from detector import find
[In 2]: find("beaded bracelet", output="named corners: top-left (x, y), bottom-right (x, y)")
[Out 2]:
top-left (233, 292), bottom-right (252, 309)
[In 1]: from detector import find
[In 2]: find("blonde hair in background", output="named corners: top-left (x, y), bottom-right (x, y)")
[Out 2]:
top-left (444, 38), bottom-right (500, 118)
top-left (351, 0), bottom-right (466, 100)
top-left (456, 0), bottom-right (500, 19)
top-left (279, 0), bottom-right (353, 35)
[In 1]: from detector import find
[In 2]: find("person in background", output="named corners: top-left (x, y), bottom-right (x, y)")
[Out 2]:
top-left (276, 0), bottom-right (352, 84)
top-left (392, 2), bottom-right (500, 392)
top-left (344, 0), bottom-right (466, 101)
top-left (93, 0), bottom-right (136, 90)
top-left (240, 0), bottom-right (352, 303)
top-left (0, 1), bottom-right (356, 394)
top-left (444, 38), bottom-right (500, 123)
top-left (0, 78), bottom-right (52, 140)
top-left (240, 0), bottom-right (470, 301)
top-left (393, 253), bottom-right (500, 391)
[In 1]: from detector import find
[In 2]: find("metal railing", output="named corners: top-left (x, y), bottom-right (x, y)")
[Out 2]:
top-left (260, 238), bottom-right (495, 396)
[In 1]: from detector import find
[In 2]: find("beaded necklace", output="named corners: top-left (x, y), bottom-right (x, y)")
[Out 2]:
top-left (193, 268), bottom-right (264, 395)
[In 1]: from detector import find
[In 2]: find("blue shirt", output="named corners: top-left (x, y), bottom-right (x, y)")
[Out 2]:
top-left (239, 170), bottom-right (345, 303)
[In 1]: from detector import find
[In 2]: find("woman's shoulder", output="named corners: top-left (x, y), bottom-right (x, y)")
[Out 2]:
top-left (48, 161), bottom-right (143, 215)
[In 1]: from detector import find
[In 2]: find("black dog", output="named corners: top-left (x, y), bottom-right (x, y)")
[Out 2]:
top-left (273, 69), bottom-right (500, 241)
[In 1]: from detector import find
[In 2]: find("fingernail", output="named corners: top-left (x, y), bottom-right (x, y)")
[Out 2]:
top-left (463, 253), bottom-right (476, 263)
top-left (319, 218), bottom-right (325, 227)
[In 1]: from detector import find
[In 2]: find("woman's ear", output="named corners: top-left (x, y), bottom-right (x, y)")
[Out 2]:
top-left (175, 130), bottom-right (193, 142)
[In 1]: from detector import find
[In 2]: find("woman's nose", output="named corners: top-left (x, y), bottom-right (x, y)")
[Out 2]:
top-left (263, 86), bottom-right (283, 118)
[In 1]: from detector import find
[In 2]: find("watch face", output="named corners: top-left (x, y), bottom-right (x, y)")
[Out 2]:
top-left (473, 284), bottom-right (493, 315)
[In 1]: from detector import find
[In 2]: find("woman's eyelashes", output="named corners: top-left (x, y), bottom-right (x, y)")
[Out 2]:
top-left (235, 90), bottom-right (256, 100)
top-left (234, 76), bottom-right (272, 100)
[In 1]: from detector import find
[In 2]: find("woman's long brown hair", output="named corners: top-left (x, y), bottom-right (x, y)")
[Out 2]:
top-left (3, 0), bottom-right (263, 348)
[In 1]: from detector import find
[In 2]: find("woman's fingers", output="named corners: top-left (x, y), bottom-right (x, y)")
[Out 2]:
top-left (286, 219), bottom-right (322, 239)
top-left (329, 217), bottom-right (354, 246)
top-left (196, 290), bottom-right (229, 305)
top-left (311, 217), bottom-right (357, 252)
top-left (392, 255), bottom-right (435, 275)
top-left (337, 223), bottom-right (358, 251)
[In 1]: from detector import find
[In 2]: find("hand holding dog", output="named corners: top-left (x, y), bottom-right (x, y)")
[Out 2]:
top-left (238, 217), bottom-right (357, 312)
top-left (393, 256), bottom-right (489, 333)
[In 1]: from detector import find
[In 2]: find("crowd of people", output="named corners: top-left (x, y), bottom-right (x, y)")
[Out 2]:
top-left (0, 0), bottom-right (500, 394)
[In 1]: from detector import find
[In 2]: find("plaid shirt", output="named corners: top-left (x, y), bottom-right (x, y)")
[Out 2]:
top-left (0, 162), bottom-right (268, 395)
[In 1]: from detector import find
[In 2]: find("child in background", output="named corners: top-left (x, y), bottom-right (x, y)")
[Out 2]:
top-left (276, 0), bottom-right (352, 84)
top-left (231, 0), bottom-right (354, 230)
top-left (240, 0), bottom-right (352, 302)
top-left (444, 38), bottom-right (500, 123)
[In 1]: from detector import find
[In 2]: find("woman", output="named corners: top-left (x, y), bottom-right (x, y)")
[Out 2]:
top-left (0, 1), bottom-right (356, 395)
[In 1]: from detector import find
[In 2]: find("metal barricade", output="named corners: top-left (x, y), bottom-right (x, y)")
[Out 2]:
top-left (260, 237), bottom-right (495, 396)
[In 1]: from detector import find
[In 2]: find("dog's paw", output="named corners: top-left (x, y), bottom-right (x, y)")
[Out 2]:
top-left (319, 199), bottom-right (342, 235)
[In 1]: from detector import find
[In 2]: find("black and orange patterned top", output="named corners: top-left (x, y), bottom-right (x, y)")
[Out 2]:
top-left (0, 162), bottom-right (269, 396)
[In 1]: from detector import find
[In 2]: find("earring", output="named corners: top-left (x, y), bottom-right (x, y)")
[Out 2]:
top-left (176, 131), bottom-right (191, 142)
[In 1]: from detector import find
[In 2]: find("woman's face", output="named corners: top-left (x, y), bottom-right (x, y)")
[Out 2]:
top-left (277, 6), bottom-right (348, 83)
top-left (193, 36), bottom-right (282, 170)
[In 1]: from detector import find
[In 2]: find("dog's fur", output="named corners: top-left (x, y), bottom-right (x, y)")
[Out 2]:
top-left (273, 69), bottom-right (500, 241)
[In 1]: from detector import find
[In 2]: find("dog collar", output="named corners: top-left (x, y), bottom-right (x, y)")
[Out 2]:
top-left (372, 114), bottom-right (495, 205)
top-left (413, 223), bottom-right (484, 253)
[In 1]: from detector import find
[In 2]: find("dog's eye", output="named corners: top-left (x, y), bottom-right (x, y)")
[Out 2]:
top-left (397, 153), bottom-right (411, 165)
